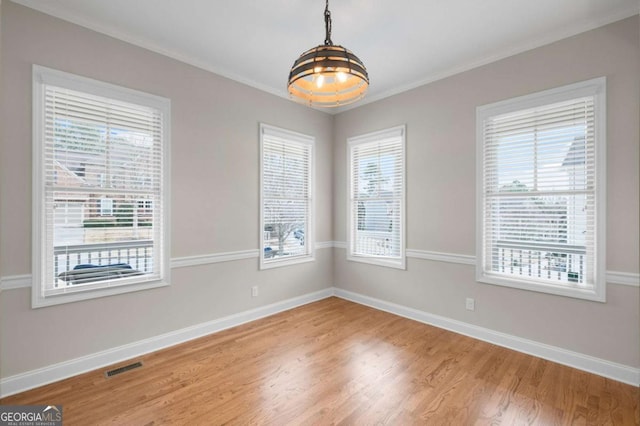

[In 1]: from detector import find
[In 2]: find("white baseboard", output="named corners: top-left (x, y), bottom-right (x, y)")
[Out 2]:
top-left (334, 288), bottom-right (640, 387)
top-left (0, 288), bottom-right (334, 397)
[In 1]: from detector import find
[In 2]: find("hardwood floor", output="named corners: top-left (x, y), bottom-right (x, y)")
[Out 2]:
top-left (2, 297), bottom-right (638, 425)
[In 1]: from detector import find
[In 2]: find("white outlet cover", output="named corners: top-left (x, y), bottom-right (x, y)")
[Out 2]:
top-left (465, 298), bottom-right (475, 311)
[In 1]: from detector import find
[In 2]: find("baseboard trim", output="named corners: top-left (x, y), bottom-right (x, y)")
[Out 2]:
top-left (0, 287), bottom-right (334, 397)
top-left (334, 288), bottom-right (640, 387)
top-left (2, 286), bottom-right (637, 396)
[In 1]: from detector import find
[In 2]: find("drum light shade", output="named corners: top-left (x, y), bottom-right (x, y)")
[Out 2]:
top-left (287, 0), bottom-right (369, 108)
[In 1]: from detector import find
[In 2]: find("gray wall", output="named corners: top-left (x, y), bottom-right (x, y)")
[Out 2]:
top-left (333, 16), bottom-right (640, 368)
top-left (0, 2), bottom-right (334, 377)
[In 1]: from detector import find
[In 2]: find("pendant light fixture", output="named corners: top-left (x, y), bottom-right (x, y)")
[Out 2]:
top-left (287, 0), bottom-right (369, 108)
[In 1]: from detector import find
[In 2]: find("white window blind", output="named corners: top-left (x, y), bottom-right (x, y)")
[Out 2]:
top-left (260, 124), bottom-right (314, 268)
top-left (348, 126), bottom-right (405, 269)
top-left (477, 78), bottom-right (606, 301)
top-left (33, 66), bottom-right (171, 307)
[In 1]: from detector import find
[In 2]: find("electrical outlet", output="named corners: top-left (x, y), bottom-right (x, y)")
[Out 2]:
top-left (465, 297), bottom-right (475, 311)
top-left (251, 286), bottom-right (259, 297)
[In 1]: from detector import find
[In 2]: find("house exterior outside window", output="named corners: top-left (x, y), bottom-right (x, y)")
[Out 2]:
top-left (476, 78), bottom-right (606, 301)
top-left (347, 126), bottom-right (406, 269)
top-left (32, 65), bottom-right (171, 307)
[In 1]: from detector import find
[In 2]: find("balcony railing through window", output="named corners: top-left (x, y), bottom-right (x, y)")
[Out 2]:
top-left (354, 230), bottom-right (395, 256)
top-left (493, 241), bottom-right (586, 284)
top-left (53, 240), bottom-right (154, 287)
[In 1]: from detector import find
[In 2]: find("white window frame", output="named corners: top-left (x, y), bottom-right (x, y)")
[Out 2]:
top-left (259, 123), bottom-right (315, 269)
top-left (347, 125), bottom-right (406, 269)
top-left (32, 65), bottom-right (171, 308)
top-left (476, 78), bottom-right (606, 302)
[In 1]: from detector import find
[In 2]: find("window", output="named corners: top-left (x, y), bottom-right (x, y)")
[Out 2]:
top-left (99, 197), bottom-right (113, 216)
top-left (476, 78), bottom-right (606, 301)
top-left (347, 126), bottom-right (406, 269)
top-left (33, 65), bottom-right (171, 307)
top-left (138, 200), bottom-right (153, 214)
top-left (260, 124), bottom-right (314, 269)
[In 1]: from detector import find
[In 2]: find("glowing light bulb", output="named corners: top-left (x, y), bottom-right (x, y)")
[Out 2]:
top-left (336, 72), bottom-right (348, 83)
top-left (314, 66), bottom-right (323, 73)
top-left (315, 74), bottom-right (325, 88)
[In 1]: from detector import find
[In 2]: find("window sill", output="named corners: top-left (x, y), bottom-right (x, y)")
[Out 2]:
top-left (260, 254), bottom-right (315, 270)
top-left (476, 272), bottom-right (605, 302)
top-left (32, 278), bottom-right (170, 308)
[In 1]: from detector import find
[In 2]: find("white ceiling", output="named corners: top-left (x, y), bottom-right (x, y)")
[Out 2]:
top-left (12, 0), bottom-right (639, 113)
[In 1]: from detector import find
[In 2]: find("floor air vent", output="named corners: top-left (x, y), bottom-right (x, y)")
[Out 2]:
top-left (105, 361), bottom-right (143, 378)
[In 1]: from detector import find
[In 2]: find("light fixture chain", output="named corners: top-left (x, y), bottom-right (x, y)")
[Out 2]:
top-left (324, 0), bottom-right (333, 45)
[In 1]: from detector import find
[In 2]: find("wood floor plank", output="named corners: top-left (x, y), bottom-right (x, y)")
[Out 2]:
top-left (2, 297), bottom-right (638, 425)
